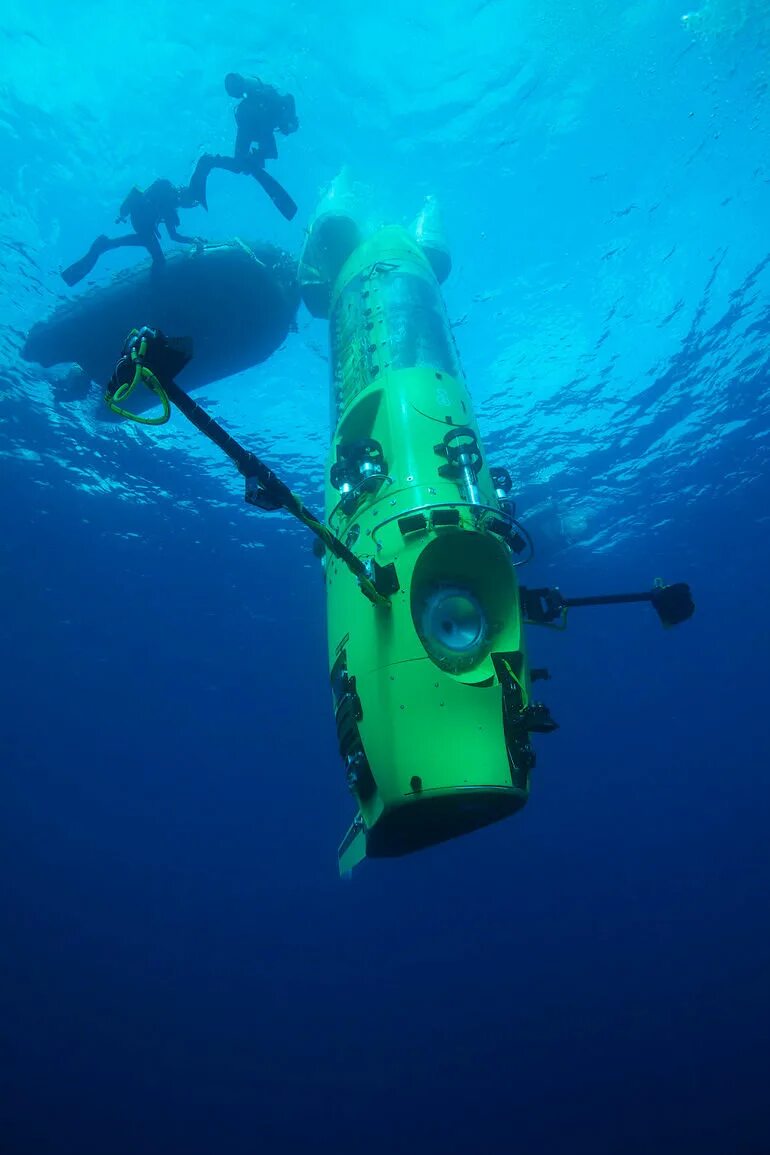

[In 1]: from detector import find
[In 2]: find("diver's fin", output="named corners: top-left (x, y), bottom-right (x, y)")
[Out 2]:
top-left (338, 815), bottom-right (367, 877)
top-left (188, 157), bottom-right (213, 211)
top-left (61, 235), bottom-right (110, 287)
top-left (61, 248), bottom-right (100, 287)
top-left (253, 169), bottom-right (298, 221)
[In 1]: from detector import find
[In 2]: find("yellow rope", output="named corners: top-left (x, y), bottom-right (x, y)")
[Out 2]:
top-left (104, 333), bottom-right (171, 425)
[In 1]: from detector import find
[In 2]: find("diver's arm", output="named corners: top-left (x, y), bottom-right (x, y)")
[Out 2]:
top-left (166, 224), bottom-right (196, 244)
top-left (162, 210), bottom-right (196, 245)
top-left (164, 219), bottom-right (203, 249)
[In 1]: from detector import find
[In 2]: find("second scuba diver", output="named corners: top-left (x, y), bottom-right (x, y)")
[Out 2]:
top-left (61, 180), bottom-right (203, 287)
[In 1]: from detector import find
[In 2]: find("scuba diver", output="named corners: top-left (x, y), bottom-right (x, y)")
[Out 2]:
top-left (187, 73), bottom-right (299, 221)
top-left (61, 179), bottom-right (203, 287)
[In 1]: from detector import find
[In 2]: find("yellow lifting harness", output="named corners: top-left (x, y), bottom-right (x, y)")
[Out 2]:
top-left (104, 329), bottom-right (171, 426)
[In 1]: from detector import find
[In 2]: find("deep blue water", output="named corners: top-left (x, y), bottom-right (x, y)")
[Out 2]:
top-left (2, 3), bottom-right (770, 1153)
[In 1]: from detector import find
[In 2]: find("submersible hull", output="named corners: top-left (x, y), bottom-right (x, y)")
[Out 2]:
top-left (300, 215), bottom-right (537, 873)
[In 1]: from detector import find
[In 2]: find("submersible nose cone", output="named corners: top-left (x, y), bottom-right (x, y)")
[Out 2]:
top-left (421, 586), bottom-right (486, 662)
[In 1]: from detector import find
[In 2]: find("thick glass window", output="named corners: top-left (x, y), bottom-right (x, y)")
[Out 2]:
top-left (330, 266), bottom-right (462, 418)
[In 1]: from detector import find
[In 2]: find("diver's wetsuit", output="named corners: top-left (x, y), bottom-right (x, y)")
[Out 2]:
top-left (61, 179), bottom-right (199, 287)
top-left (187, 76), bottom-right (298, 217)
top-left (233, 77), bottom-right (289, 161)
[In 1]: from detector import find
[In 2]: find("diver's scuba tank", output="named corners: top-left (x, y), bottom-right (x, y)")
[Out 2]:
top-left (300, 210), bottom-right (555, 874)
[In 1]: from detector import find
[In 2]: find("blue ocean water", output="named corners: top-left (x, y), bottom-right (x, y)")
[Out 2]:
top-left (2, 1), bottom-right (769, 1152)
